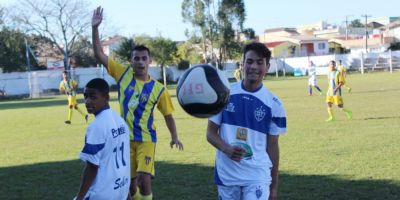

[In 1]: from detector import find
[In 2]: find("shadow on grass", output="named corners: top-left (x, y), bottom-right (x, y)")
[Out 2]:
top-left (1, 160), bottom-right (399, 200)
top-left (0, 97), bottom-right (119, 110)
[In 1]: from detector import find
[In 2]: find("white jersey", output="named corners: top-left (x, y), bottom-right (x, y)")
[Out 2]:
top-left (308, 66), bottom-right (317, 78)
top-left (308, 66), bottom-right (317, 86)
top-left (209, 81), bottom-right (287, 186)
top-left (80, 107), bottom-right (130, 200)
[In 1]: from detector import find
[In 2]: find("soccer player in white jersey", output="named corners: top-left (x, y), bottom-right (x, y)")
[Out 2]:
top-left (74, 78), bottom-right (130, 200)
top-left (207, 42), bottom-right (287, 200)
top-left (307, 61), bottom-right (323, 96)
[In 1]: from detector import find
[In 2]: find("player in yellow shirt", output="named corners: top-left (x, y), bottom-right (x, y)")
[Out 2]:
top-left (337, 60), bottom-right (352, 93)
top-left (92, 7), bottom-right (183, 200)
top-left (233, 63), bottom-right (242, 81)
top-left (326, 61), bottom-right (352, 122)
top-left (59, 71), bottom-right (88, 124)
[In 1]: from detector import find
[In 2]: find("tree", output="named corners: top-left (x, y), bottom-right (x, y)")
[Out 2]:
top-left (242, 28), bottom-right (255, 40)
top-left (349, 19), bottom-right (365, 28)
top-left (182, 0), bottom-right (246, 66)
top-left (0, 28), bottom-right (36, 72)
top-left (148, 36), bottom-right (178, 85)
top-left (0, 6), bottom-right (5, 26)
top-left (12, 0), bottom-right (92, 70)
top-left (113, 37), bottom-right (133, 63)
top-left (387, 42), bottom-right (400, 51)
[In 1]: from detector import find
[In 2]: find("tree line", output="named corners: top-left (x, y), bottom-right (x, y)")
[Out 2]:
top-left (0, 0), bottom-right (257, 73)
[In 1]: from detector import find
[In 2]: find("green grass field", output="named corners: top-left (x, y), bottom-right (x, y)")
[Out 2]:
top-left (1, 72), bottom-right (399, 200)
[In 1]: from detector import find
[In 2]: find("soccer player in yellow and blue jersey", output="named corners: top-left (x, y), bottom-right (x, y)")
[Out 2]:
top-left (92, 6), bottom-right (183, 200)
top-left (326, 60), bottom-right (352, 122)
top-left (59, 71), bottom-right (88, 124)
top-left (337, 60), bottom-right (352, 93)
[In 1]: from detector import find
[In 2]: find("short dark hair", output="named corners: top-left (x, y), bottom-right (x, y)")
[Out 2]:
top-left (62, 71), bottom-right (68, 74)
top-left (243, 42), bottom-right (272, 63)
top-left (85, 78), bottom-right (109, 95)
top-left (132, 45), bottom-right (151, 56)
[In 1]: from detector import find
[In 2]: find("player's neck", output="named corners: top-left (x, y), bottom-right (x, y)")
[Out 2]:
top-left (134, 74), bottom-right (150, 82)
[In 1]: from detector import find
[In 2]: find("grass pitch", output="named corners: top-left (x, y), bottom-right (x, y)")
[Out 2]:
top-left (0, 72), bottom-right (399, 200)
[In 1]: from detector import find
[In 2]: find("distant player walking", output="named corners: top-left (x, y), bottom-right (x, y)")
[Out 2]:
top-left (326, 60), bottom-right (352, 122)
top-left (307, 61), bottom-right (323, 96)
top-left (59, 71), bottom-right (88, 124)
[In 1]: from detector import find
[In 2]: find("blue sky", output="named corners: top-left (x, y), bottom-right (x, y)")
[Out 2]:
top-left (1, 0), bottom-right (399, 40)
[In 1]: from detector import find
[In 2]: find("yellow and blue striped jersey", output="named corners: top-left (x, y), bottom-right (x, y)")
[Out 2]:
top-left (59, 79), bottom-right (77, 96)
top-left (327, 71), bottom-right (343, 96)
top-left (108, 58), bottom-right (174, 142)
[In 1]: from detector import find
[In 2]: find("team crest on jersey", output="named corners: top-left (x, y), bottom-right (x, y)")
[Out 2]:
top-left (140, 94), bottom-right (149, 104)
top-left (225, 103), bottom-right (235, 112)
top-left (254, 106), bottom-right (266, 122)
top-left (128, 92), bottom-right (140, 108)
top-left (129, 85), bottom-right (135, 91)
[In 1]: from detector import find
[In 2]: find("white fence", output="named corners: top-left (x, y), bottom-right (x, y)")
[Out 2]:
top-left (1, 51), bottom-right (399, 97)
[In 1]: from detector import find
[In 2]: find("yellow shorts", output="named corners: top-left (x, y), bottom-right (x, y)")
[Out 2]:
top-left (68, 96), bottom-right (77, 106)
top-left (326, 96), bottom-right (343, 105)
top-left (130, 141), bottom-right (156, 178)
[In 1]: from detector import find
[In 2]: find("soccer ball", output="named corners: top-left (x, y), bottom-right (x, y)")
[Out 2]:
top-left (176, 64), bottom-right (230, 118)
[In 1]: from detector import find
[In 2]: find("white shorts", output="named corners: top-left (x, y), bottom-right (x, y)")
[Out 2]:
top-left (217, 183), bottom-right (270, 200)
top-left (308, 77), bottom-right (317, 86)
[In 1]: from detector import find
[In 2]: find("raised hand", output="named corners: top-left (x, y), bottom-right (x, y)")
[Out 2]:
top-left (92, 6), bottom-right (103, 28)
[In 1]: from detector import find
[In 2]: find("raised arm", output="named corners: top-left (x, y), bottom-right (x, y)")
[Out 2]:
top-left (92, 6), bottom-right (108, 68)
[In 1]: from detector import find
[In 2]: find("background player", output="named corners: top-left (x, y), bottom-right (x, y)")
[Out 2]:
top-left (307, 61), bottom-right (323, 96)
top-left (74, 78), bottom-right (130, 200)
top-left (59, 71), bottom-right (88, 124)
top-left (207, 42), bottom-right (287, 200)
top-left (337, 60), bottom-right (352, 93)
top-left (326, 60), bottom-right (352, 122)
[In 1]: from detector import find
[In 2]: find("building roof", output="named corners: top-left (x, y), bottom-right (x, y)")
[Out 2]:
top-left (286, 35), bottom-right (328, 43)
top-left (264, 27), bottom-right (298, 34)
top-left (368, 21), bottom-right (384, 29)
top-left (101, 35), bottom-right (125, 46)
top-left (265, 41), bottom-right (286, 48)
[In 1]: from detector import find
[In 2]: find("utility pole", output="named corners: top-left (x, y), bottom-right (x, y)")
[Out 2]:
top-left (361, 14), bottom-right (371, 53)
top-left (344, 15), bottom-right (353, 40)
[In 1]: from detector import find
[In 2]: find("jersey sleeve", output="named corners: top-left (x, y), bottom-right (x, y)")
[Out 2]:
top-left (209, 112), bottom-right (222, 125)
top-left (156, 88), bottom-right (174, 116)
top-left (108, 58), bottom-right (128, 81)
top-left (269, 96), bottom-right (287, 135)
top-left (71, 80), bottom-right (78, 88)
top-left (59, 81), bottom-right (64, 91)
top-left (337, 72), bottom-right (344, 84)
top-left (79, 125), bottom-right (106, 166)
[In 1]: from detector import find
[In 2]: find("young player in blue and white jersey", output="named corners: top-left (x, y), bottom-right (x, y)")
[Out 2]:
top-left (307, 61), bottom-right (323, 96)
top-left (207, 42), bottom-right (287, 200)
top-left (74, 78), bottom-right (130, 200)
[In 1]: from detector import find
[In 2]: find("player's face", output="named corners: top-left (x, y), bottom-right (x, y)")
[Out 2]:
top-left (329, 61), bottom-right (336, 71)
top-left (62, 73), bottom-right (68, 80)
top-left (84, 88), bottom-right (109, 114)
top-left (131, 50), bottom-right (152, 79)
top-left (243, 50), bottom-right (269, 85)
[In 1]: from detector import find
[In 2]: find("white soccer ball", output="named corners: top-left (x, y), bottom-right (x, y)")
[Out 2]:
top-left (176, 64), bottom-right (230, 118)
